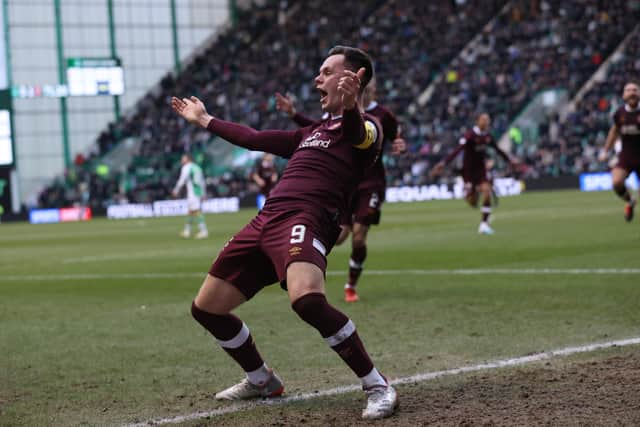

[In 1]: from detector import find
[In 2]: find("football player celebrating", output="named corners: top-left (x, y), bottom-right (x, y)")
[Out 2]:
top-left (276, 78), bottom-right (406, 302)
top-left (598, 81), bottom-right (640, 221)
top-left (172, 46), bottom-right (397, 419)
top-left (431, 113), bottom-right (517, 234)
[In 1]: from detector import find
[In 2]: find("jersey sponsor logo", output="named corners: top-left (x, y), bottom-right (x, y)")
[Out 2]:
top-left (299, 132), bottom-right (331, 149)
top-left (353, 121), bottom-right (377, 150)
top-left (620, 124), bottom-right (640, 135)
top-left (289, 246), bottom-right (303, 256)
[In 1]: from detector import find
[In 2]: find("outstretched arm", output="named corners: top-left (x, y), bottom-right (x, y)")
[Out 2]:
top-left (171, 96), bottom-right (301, 158)
top-left (275, 92), bottom-right (316, 127)
top-left (251, 171), bottom-right (265, 187)
top-left (384, 114), bottom-right (406, 155)
top-left (490, 141), bottom-right (519, 171)
top-left (430, 144), bottom-right (463, 178)
top-left (391, 125), bottom-right (407, 155)
top-left (443, 144), bottom-right (464, 165)
top-left (599, 124), bottom-right (619, 162)
top-left (491, 141), bottom-right (513, 163)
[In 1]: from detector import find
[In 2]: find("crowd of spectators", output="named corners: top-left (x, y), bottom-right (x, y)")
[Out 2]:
top-left (37, 0), bottom-right (640, 209)
top-left (404, 0), bottom-right (638, 185)
top-left (39, 0), bottom-right (503, 208)
top-left (38, 1), bottom-right (286, 209)
top-left (521, 28), bottom-right (640, 178)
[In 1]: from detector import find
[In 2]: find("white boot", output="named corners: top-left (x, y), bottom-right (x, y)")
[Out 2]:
top-left (478, 222), bottom-right (494, 235)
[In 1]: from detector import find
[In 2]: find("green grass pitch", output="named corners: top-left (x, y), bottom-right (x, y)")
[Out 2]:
top-left (1, 189), bottom-right (639, 426)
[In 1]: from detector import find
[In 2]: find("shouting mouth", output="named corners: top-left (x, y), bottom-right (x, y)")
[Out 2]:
top-left (318, 89), bottom-right (328, 104)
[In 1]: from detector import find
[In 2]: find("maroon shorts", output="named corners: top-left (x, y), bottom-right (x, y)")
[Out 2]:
top-left (340, 186), bottom-right (384, 226)
top-left (463, 167), bottom-right (489, 196)
top-left (209, 205), bottom-right (340, 300)
top-left (463, 166), bottom-right (489, 186)
top-left (616, 152), bottom-right (640, 174)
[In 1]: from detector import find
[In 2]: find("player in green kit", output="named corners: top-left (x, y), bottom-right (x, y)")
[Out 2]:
top-left (172, 153), bottom-right (209, 239)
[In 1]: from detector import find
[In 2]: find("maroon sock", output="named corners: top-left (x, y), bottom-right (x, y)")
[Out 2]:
top-left (348, 245), bottom-right (367, 287)
top-left (481, 200), bottom-right (491, 222)
top-left (292, 293), bottom-right (374, 377)
top-left (191, 301), bottom-right (264, 372)
top-left (614, 185), bottom-right (631, 202)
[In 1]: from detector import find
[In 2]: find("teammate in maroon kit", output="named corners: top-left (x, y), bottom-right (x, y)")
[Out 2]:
top-left (171, 46), bottom-right (398, 419)
top-left (250, 153), bottom-right (278, 209)
top-left (276, 78), bottom-right (406, 303)
top-left (431, 113), bottom-right (517, 234)
top-left (598, 81), bottom-right (640, 221)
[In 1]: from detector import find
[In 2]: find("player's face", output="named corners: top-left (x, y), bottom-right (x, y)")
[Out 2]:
top-left (623, 83), bottom-right (639, 107)
top-left (315, 54), bottom-right (347, 114)
top-left (477, 114), bottom-right (491, 131)
top-left (262, 154), bottom-right (274, 167)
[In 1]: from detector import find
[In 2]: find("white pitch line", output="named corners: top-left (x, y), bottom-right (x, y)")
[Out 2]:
top-left (2, 273), bottom-right (205, 281)
top-left (331, 268), bottom-right (640, 276)
top-left (4, 268), bottom-right (640, 282)
top-left (124, 336), bottom-right (640, 427)
top-left (63, 250), bottom-right (188, 264)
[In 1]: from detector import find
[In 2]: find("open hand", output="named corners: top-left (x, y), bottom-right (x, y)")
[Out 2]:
top-left (171, 96), bottom-right (212, 128)
top-left (275, 92), bottom-right (296, 117)
top-left (430, 162), bottom-right (445, 179)
top-left (597, 149), bottom-right (608, 163)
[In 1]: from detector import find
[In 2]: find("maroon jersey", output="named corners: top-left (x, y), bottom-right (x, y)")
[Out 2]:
top-left (289, 101), bottom-right (398, 192)
top-left (207, 108), bottom-right (382, 217)
top-left (253, 158), bottom-right (277, 196)
top-left (358, 102), bottom-right (398, 190)
top-left (613, 105), bottom-right (640, 169)
top-left (444, 126), bottom-right (510, 183)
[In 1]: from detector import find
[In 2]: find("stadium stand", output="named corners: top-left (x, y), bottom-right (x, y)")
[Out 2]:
top-left (37, 0), bottom-right (505, 208)
top-left (521, 27), bottom-right (640, 178)
top-left (36, 0), bottom-right (640, 208)
top-left (416, 0), bottom-right (638, 184)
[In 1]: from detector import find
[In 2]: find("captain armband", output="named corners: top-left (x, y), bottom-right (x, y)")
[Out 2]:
top-left (353, 120), bottom-right (378, 150)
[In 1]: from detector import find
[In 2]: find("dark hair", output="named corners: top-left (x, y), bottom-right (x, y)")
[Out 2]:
top-left (327, 45), bottom-right (374, 94)
top-left (624, 80), bottom-right (640, 89)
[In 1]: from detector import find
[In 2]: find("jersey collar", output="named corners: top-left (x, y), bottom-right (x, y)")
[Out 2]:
top-left (365, 101), bottom-right (378, 111)
top-left (473, 126), bottom-right (488, 136)
top-left (625, 103), bottom-right (639, 112)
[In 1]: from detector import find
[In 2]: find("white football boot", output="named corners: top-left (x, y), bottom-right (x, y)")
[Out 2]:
top-left (215, 371), bottom-right (284, 400)
top-left (478, 222), bottom-right (494, 235)
top-left (362, 384), bottom-right (398, 419)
